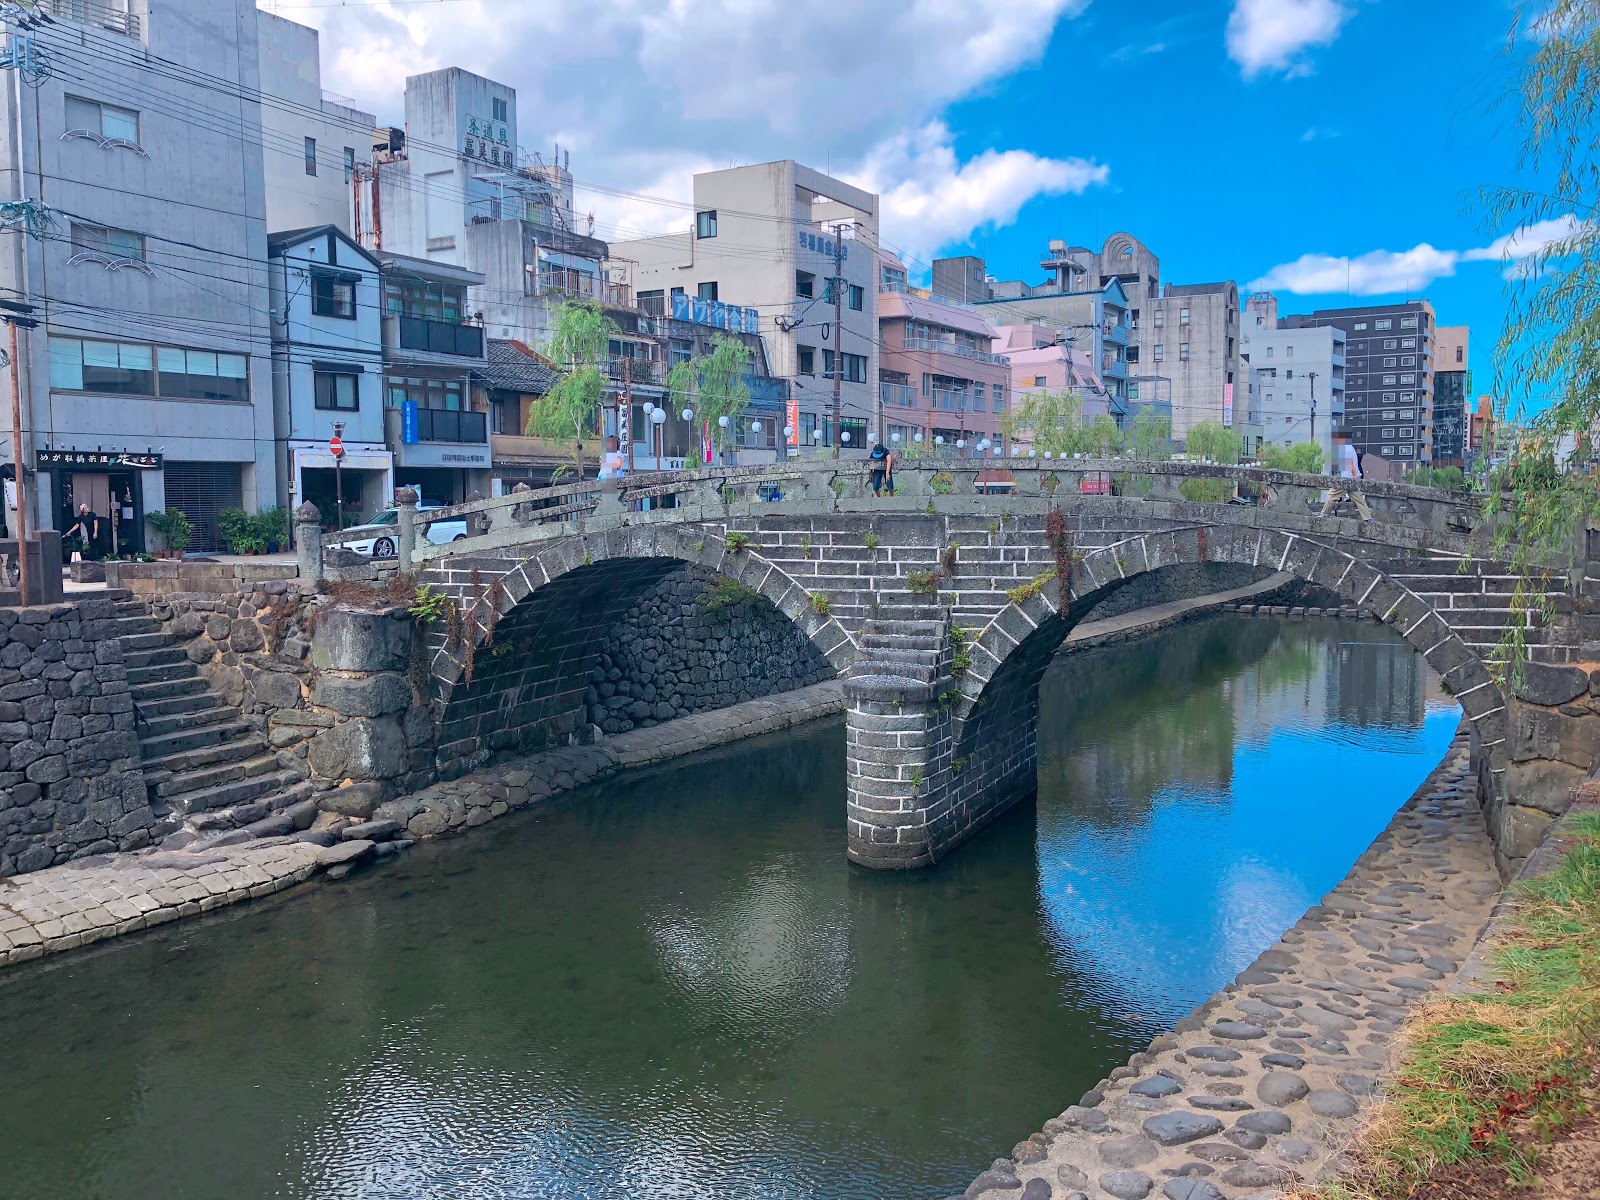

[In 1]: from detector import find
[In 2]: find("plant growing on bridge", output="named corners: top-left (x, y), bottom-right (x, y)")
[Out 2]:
top-left (724, 531), bottom-right (751, 553)
top-left (1469, 0), bottom-right (1600, 681)
top-left (810, 591), bottom-right (831, 617)
top-left (799, 535), bottom-right (813, 559)
top-left (1006, 571), bottom-right (1055, 606)
top-left (940, 542), bottom-right (959, 577)
top-left (949, 624), bottom-right (973, 678)
top-left (930, 471), bottom-right (954, 495)
top-left (907, 570), bottom-right (939, 595)
top-left (699, 577), bottom-right (760, 611)
top-left (408, 583), bottom-right (453, 624)
top-left (667, 335), bottom-right (752, 465)
top-left (528, 300), bottom-right (617, 481)
top-left (1044, 507), bottom-right (1076, 606)
top-left (863, 531), bottom-right (880, 551)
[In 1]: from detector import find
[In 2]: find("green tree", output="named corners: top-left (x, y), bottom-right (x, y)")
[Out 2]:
top-left (528, 300), bottom-right (617, 479)
top-left (1183, 420), bottom-right (1241, 464)
top-left (667, 335), bottom-right (752, 463)
top-left (1002, 388), bottom-right (1084, 457)
top-left (1477, 1), bottom-right (1600, 677)
top-left (1261, 441), bottom-right (1326, 473)
top-left (1126, 410), bottom-right (1173, 461)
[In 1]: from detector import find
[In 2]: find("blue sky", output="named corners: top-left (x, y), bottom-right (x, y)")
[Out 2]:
top-left (282, 0), bottom-right (1555, 384)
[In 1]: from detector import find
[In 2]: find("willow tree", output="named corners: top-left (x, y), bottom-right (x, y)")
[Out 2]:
top-left (1479, 0), bottom-right (1600, 678)
top-left (1126, 409), bottom-right (1173, 461)
top-left (528, 300), bottom-right (617, 480)
top-left (1261, 441), bottom-right (1325, 473)
top-left (668, 335), bottom-right (752, 464)
top-left (1180, 420), bottom-right (1240, 503)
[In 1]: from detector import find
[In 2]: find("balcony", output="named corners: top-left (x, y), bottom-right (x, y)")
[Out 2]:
top-left (900, 336), bottom-right (1010, 367)
top-left (881, 382), bottom-right (917, 408)
top-left (1103, 322), bottom-right (1129, 346)
top-left (414, 407), bottom-right (487, 443)
top-left (607, 357), bottom-right (663, 385)
top-left (491, 432), bottom-right (570, 465)
top-left (386, 315), bottom-right (485, 360)
top-left (38, 0), bottom-right (139, 37)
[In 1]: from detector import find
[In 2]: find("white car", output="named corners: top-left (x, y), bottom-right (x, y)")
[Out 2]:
top-left (339, 503), bottom-right (468, 559)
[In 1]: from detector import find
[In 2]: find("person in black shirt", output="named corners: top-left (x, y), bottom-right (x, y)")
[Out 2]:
top-left (868, 442), bottom-right (895, 496)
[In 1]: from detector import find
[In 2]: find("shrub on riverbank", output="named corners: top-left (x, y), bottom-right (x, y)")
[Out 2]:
top-left (1302, 812), bottom-right (1600, 1198)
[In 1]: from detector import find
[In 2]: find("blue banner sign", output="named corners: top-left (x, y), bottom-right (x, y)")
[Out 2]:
top-left (401, 400), bottom-right (420, 445)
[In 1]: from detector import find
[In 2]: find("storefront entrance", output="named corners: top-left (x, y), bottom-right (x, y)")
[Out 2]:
top-left (53, 469), bottom-right (145, 558)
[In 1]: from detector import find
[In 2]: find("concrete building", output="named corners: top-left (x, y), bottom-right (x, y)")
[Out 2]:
top-left (1241, 292), bottom-right (1346, 464)
top-left (377, 252), bottom-right (490, 504)
top-left (1433, 325), bottom-right (1470, 467)
top-left (0, 0), bottom-right (277, 552)
top-left (932, 235), bottom-right (1242, 441)
top-left (1282, 301), bottom-right (1437, 467)
top-left (876, 256), bottom-right (1009, 454)
top-left (256, 13), bottom-right (375, 237)
top-left (610, 161), bottom-right (880, 453)
top-left (363, 68), bottom-right (608, 356)
top-left (268, 225), bottom-right (390, 527)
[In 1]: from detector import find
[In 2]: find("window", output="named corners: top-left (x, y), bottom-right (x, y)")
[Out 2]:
top-left (1382, 392), bottom-right (1397, 403)
top-left (697, 281), bottom-right (718, 301)
top-left (1383, 428), bottom-right (1396, 438)
top-left (670, 338), bottom-right (693, 366)
top-left (1285, 345), bottom-right (1294, 358)
top-left (1179, 307), bottom-right (1191, 325)
top-left (1179, 342), bottom-right (1190, 361)
top-left (840, 353), bottom-right (868, 383)
top-left (311, 270), bottom-right (357, 319)
top-left (69, 221), bottom-right (144, 262)
top-left (1400, 408), bottom-right (1415, 419)
top-left (1384, 339), bottom-right (1398, 350)
top-left (1401, 356), bottom-right (1415, 366)
top-left (1375, 318), bottom-right (1392, 330)
top-left (1383, 357), bottom-right (1397, 367)
top-left (797, 345), bottom-right (815, 375)
top-left (1353, 341), bottom-right (1365, 351)
top-left (304, 136), bottom-right (317, 176)
top-left (1266, 346), bottom-right (1274, 358)
top-left (1382, 409), bottom-right (1397, 420)
top-left (795, 271), bottom-right (814, 298)
top-left (1400, 427), bottom-right (1414, 439)
top-left (492, 97), bottom-right (508, 122)
top-left (343, 146), bottom-right (356, 183)
top-left (848, 284), bottom-right (864, 311)
top-left (1383, 374), bottom-right (1397, 385)
top-left (1153, 344), bottom-right (1164, 362)
top-left (384, 375), bottom-right (465, 411)
top-left (1153, 310), bottom-right (1165, 327)
top-left (314, 370), bottom-right (359, 411)
top-left (1401, 338), bottom-right (1416, 349)
top-left (48, 336), bottom-right (247, 401)
top-left (1400, 373), bottom-right (1415, 384)
top-left (695, 210), bottom-right (718, 239)
top-left (1286, 369), bottom-right (1294, 379)
top-left (1455, 346), bottom-right (1464, 363)
top-left (1354, 322), bottom-right (1368, 330)
top-left (822, 348), bottom-right (834, 378)
top-left (1400, 316), bottom-right (1418, 329)
top-left (64, 95), bottom-right (138, 144)
top-left (1127, 383), bottom-right (1140, 400)
top-left (1382, 446), bottom-right (1395, 456)
top-left (383, 279), bottom-right (463, 321)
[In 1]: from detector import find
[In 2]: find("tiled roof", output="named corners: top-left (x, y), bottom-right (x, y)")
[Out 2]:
top-left (477, 340), bottom-right (558, 394)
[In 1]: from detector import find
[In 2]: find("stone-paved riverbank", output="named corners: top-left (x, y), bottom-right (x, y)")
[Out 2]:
top-left (961, 730), bottom-right (1499, 1200)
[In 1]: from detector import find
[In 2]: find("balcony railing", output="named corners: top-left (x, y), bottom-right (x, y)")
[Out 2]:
top-left (607, 357), bottom-right (662, 384)
top-left (38, 0), bottom-right (139, 38)
top-left (415, 407), bottom-right (488, 444)
top-left (900, 336), bottom-right (1009, 366)
top-left (393, 316), bottom-right (484, 359)
top-left (880, 382), bottom-right (917, 408)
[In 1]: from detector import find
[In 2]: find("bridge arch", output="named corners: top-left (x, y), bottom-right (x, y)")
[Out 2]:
top-left (952, 524), bottom-right (1507, 783)
top-left (423, 524), bottom-right (859, 775)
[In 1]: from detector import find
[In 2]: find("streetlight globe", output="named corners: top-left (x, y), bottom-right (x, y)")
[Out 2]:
top-left (681, 408), bottom-right (694, 422)
top-left (718, 415), bottom-right (729, 428)
top-left (1043, 450), bottom-right (1053, 459)
top-left (890, 432), bottom-right (900, 442)
top-left (642, 401), bottom-right (655, 415)
top-left (913, 432), bottom-right (923, 442)
top-left (650, 408), bottom-right (666, 425)
top-left (934, 435), bottom-right (944, 445)
top-left (1028, 449), bottom-right (1037, 458)
top-left (783, 425), bottom-right (794, 438)
top-left (841, 431), bottom-right (851, 442)
top-left (750, 420), bottom-right (761, 432)
top-left (956, 439), bottom-right (966, 449)
top-left (812, 428), bottom-right (824, 441)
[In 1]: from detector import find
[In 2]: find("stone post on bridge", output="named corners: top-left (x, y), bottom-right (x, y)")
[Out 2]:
top-left (294, 502), bottom-right (322, 583)
top-left (396, 487), bottom-right (419, 570)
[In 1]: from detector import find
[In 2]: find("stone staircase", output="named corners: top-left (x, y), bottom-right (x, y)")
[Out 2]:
top-left (854, 604), bottom-right (950, 688)
top-left (1384, 557), bottom-right (1577, 665)
top-left (110, 595), bottom-right (313, 833)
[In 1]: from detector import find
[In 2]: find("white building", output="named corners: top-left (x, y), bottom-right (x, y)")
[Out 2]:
top-left (256, 12), bottom-right (375, 237)
top-left (610, 162), bottom-right (880, 452)
top-left (1242, 292), bottom-right (1346, 464)
top-left (268, 226), bottom-right (390, 525)
top-left (1, 0), bottom-right (277, 552)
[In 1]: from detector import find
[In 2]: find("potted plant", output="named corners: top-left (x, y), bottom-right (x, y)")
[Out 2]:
top-left (253, 507), bottom-right (289, 553)
top-left (218, 507), bottom-right (266, 554)
top-left (144, 508), bottom-right (193, 559)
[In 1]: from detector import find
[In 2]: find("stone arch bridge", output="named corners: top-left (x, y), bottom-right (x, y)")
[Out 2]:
top-left (318, 458), bottom-right (1598, 876)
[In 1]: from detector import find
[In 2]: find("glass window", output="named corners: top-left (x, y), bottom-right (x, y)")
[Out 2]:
top-left (1285, 345), bottom-right (1294, 358)
top-left (1153, 344), bottom-right (1164, 362)
top-left (304, 136), bottom-right (317, 176)
top-left (1383, 374), bottom-right (1397, 385)
top-left (697, 281), bottom-right (718, 301)
top-left (1265, 346), bottom-right (1274, 358)
top-left (1401, 356), bottom-right (1415, 366)
top-left (311, 270), bottom-right (357, 319)
top-left (1400, 316), bottom-right (1417, 328)
top-left (343, 146), bottom-right (356, 183)
top-left (695, 210), bottom-right (718, 239)
top-left (1400, 409), bottom-right (1415, 419)
top-left (1354, 322), bottom-right (1368, 330)
top-left (848, 284), bottom-right (864, 311)
top-left (1032, 375), bottom-right (1047, 387)
top-left (1382, 392), bottom-right (1396, 402)
top-left (1179, 342), bottom-right (1190, 360)
top-left (1382, 409), bottom-right (1397, 420)
top-left (49, 337), bottom-right (83, 390)
top-left (70, 221), bottom-right (144, 262)
top-left (1384, 339), bottom-right (1398, 349)
top-left (670, 339), bottom-right (692, 366)
top-left (314, 371), bottom-right (359, 411)
top-left (492, 97), bottom-right (508, 122)
top-left (1383, 357), bottom-right (1397, 367)
top-left (1401, 338), bottom-right (1415, 349)
top-left (795, 271), bottom-right (814, 298)
top-left (1179, 308), bottom-right (1190, 325)
top-left (66, 95), bottom-right (139, 144)
top-left (797, 345), bottom-right (815, 375)
top-left (1400, 373), bottom-right (1415, 384)
top-left (842, 353), bottom-right (868, 383)
top-left (1153, 310), bottom-right (1165, 327)
top-left (1375, 318), bottom-right (1392, 330)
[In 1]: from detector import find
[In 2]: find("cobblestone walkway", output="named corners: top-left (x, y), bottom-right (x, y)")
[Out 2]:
top-left (967, 731), bottom-right (1501, 1200)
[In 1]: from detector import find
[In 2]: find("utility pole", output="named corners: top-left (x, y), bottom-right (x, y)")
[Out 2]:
top-left (1, 301), bottom-right (37, 607)
top-left (1308, 371), bottom-right (1318, 445)
top-left (623, 357), bottom-right (634, 472)
top-left (830, 222), bottom-right (844, 458)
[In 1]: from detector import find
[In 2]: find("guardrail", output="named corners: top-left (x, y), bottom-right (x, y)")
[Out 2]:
top-left (298, 457), bottom-right (1492, 577)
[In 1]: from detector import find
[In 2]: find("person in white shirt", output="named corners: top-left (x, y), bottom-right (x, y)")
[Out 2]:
top-left (1321, 431), bottom-right (1373, 521)
top-left (596, 435), bottom-right (626, 482)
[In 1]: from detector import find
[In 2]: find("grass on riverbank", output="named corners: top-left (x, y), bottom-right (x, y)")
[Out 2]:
top-left (1301, 811), bottom-right (1600, 1199)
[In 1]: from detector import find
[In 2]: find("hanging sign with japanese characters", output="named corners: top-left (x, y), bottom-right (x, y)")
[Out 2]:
top-left (37, 449), bottom-right (163, 470)
top-left (463, 114), bottom-right (511, 167)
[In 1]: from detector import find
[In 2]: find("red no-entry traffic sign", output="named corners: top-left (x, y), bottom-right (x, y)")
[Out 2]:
top-left (329, 435), bottom-right (344, 457)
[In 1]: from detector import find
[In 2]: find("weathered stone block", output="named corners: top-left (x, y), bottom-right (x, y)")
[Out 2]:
top-left (310, 608), bottom-right (414, 673)
top-left (308, 719), bottom-right (407, 781)
top-left (312, 672), bottom-right (412, 718)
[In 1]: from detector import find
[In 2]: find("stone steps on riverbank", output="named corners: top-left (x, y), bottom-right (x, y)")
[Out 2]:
top-left (964, 733), bottom-right (1502, 1200)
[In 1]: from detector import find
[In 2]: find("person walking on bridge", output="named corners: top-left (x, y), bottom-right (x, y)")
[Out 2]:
top-left (869, 441), bottom-right (895, 497)
top-left (1321, 431), bottom-right (1372, 522)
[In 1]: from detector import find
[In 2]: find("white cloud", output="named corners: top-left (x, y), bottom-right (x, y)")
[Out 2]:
top-left (1247, 214), bottom-right (1593, 296)
top-left (1226, 0), bottom-right (1352, 78)
top-left (278, 0), bottom-right (1096, 251)
top-left (1248, 244), bottom-right (1461, 296)
top-left (849, 123), bottom-right (1108, 264)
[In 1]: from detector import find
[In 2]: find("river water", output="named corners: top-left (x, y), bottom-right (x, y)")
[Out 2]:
top-left (0, 616), bottom-right (1458, 1200)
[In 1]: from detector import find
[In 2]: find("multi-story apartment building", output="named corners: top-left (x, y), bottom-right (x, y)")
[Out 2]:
top-left (267, 225), bottom-right (389, 526)
top-left (610, 161), bottom-right (880, 452)
top-left (257, 13), bottom-right (374, 237)
top-left (0, 0), bottom-right (278, 552)
top-left (1241, 292), bottom-right (1346, 464)
top-left (994, 324), bottom-right (1123, 454)
top-left (1433, 326), bottom-right (1469, 467)
top-left (1281, 301), bottom-right (1437, 466)
top-left (932, 235), bottom-right (1241, 441)
top-left (876, 256), bottom-right (1008, 454)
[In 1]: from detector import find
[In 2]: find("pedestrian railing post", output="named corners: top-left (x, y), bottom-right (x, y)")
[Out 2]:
top-left (396, 486), bottom-right (419, 570)
top-left (294, 502), bottom-right (323, 583)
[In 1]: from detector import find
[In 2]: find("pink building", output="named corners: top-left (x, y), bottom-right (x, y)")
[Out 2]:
top-left (876, 256), bottom-right (1009, 455)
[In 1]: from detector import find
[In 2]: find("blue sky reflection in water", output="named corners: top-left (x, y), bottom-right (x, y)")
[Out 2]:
top-left (1034, 617), bottom-right (1460, 1042)
top-left (0, 616), bottom-right (1457, 1200)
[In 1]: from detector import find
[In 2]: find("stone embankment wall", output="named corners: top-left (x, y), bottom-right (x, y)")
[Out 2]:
top-left (585, 565), bottom-right (833, 736)
top-left (1077, 563), bottom-right (1268, 625)
top-left (0, 599), bottom-right (148, 876)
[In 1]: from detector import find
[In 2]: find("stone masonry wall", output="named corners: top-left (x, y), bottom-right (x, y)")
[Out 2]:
top-left (1077, 562), bottom-right (1267, 624)
top-left (586, 565), bottom-right (833, 736)
top-left (0, 598), bottom-right (149, 876)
